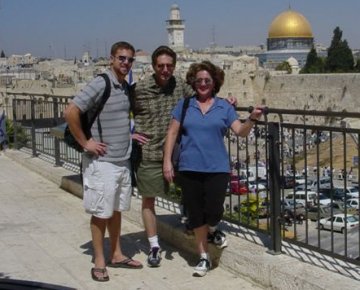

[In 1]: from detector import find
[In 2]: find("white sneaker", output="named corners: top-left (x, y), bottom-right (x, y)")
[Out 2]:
top-left (147, 247), bottom-right (161, 267)
top-left (193, 258), bottom-right (211, 277)
top-left (208, 230), bottom-right (228, 249)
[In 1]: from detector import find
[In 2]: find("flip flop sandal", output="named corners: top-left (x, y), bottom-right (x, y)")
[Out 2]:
top-left (91, 267), bottom-right (109, 282)
top-left (107, 257), bottom-right (143, 269)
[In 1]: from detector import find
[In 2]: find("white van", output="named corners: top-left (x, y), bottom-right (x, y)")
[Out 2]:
top-left (285, 191), bottom-right (317, 207)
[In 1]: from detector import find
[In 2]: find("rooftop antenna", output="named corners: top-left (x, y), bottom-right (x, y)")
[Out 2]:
top-left (96, 38), bottom-right (99, 59)
top-left (210, 25), bottom-right (217, 50)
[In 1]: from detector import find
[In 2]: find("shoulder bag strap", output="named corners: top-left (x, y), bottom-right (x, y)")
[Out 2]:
top-left (178, 97), bottom-right (191, 142)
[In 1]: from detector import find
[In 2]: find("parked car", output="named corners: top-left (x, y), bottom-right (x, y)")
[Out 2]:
top-left (346, 198), bottom-right (360, 209)
top-left (295, 177), bottom-right (332, 191)
top-left (314, 194), bottom-right (332, 206)
top-left (229, 173), bottom-right (249, 194)
top-left (317, 177), bottom-right (333, 189)
top-left (295, 179), bottom-right (313, 191)
top-left (285, 191), bottom-right (317, 207)
top-left (280, 175), bottom-right (296, 189)
top-left (248, 182), bottom-right (267, 192)
top-left (307, 206), bottom-right (341, 221)
top-left (295, 175), bottom-right (306, 185)
top-left (327, 201), bottom-right (358, 215)
top-left (256, 178), bottom-right (268, 188)
top-left (255, 199), bottom-right (305, 223)
top-left (334, 187), bottom-right (359, 199)
top-left (318, 188), bottom-right (351, 201)
top-left (281, 199), bottom-right (304, 210)
top-left (229, 180), bottom-right (249, 195)
top-left (319, 214), bottom-right (359, 233)
top-left (328, 201), bottom-right (346, 212)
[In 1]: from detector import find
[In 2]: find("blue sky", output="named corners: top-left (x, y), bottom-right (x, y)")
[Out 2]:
top-left (0, 0), bottom-right (359, 58)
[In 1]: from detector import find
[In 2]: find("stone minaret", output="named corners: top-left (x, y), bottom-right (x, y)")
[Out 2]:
top-left (166, 4), bottom-right (185, 52)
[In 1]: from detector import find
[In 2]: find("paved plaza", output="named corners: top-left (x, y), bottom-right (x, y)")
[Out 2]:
top-left (0, 153), bottom-right (263, 290)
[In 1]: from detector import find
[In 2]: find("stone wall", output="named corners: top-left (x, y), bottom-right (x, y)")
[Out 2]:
top-left (255, 73), bottom-right (360, 112)
top-left (2, 68), bottom-right (360, 125)
top-left (217, 71), bottom-right (360, 124)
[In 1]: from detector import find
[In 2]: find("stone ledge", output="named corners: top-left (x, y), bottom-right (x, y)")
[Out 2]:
top-left (4, 149), bottom-right (359, 289)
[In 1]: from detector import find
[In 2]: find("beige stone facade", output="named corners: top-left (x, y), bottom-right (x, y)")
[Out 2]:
top-left (1, 56), bottom-right (360, 128)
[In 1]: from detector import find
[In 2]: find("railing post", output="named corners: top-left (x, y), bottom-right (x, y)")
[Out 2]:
top-left (267, 122), bottom-right (282, 255)
top-left (12, 98), bottom-right (18, 149)
top-left (30, 98), bottom-right (37, 157)
top-left (53, 99), bottom-right (62, 166)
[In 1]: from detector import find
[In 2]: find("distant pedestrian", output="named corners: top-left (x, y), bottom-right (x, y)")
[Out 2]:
top-left (0, 110), bottom-right (8, 151)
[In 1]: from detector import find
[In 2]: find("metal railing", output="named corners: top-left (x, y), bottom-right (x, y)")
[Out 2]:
top-left (9, 95), bottom-right (360, 267)
top-left (226, 107), bottom-right (360, 265)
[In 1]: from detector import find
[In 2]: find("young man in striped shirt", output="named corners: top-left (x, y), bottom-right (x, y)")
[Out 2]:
top-left (64, 41), bottom-right (142, 282)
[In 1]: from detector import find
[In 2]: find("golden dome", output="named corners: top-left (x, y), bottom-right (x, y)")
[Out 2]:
top-left (268, 9), bottom-right (313, 39)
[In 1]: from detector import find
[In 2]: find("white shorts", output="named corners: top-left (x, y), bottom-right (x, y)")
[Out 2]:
top-left (82, 156), bottom-right (132, 218)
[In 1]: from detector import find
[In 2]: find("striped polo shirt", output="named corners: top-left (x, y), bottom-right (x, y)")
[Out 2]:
top-left (72, 69), bottom-right (131, 162)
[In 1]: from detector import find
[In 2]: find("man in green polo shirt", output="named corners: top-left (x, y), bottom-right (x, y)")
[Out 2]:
top-left (132, 46), bottom-right (193, 267)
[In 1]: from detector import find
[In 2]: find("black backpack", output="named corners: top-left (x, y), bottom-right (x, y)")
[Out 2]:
top-left (64, 73), bottom-right (111, 152)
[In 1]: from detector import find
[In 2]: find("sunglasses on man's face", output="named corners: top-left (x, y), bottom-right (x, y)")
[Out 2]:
top-left (156, 63), bottom-right (174, 70)
top-left (115, 55), bottom-right (135, 63)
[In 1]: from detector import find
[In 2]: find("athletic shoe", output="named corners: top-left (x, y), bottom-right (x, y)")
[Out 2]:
top-left (193, 258), bottom-right (211, 277)
top-left (180, 215), bottom-right (188, 224)
top-left (208, 230), bottom-right (228, 249)
top-left (147, 247), bottom-right (161, 267)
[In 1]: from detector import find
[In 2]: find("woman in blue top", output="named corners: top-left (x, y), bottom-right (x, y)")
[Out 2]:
top-left (163, 61), bottom-right (263, 277)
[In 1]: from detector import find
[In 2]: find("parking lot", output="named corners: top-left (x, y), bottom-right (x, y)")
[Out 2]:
top-left (281, 217), bottom-right (360, 259)
top-left (225, 181), bottom-right (360, 259)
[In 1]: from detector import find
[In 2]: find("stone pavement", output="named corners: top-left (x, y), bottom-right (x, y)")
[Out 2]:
top-left (2, 150), bottom-right (360, 290)
top-left (0, 153), bottom-right (264, 290)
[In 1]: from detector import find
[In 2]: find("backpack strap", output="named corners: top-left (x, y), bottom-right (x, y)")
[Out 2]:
top-left (94, 73), bottom-right (111, 142)
top-left (86, 73), bottom-right (111, 128)
top-left (125, 82), bottom-right (136, 114)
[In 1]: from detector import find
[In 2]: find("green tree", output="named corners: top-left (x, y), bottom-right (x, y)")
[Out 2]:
top-left (300, 46), bottom-right (324, 73)
top-left (325, 26), bottom-right (354, 72)
top-left (5, 119), bottom-right (28, 148)
top-left (0, 50), bottom-right (5, 58)
top-left (275, 61), bottom-right (292, 74)
top-left (354, 58), bottom-right (360, 72)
